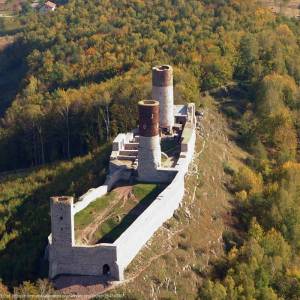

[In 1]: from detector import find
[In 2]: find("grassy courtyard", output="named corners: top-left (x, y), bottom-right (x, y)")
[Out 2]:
top-left (74, 182), bottom-right (167, 244)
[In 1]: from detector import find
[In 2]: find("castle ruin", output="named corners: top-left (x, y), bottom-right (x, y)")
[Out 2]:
top-left (48, 65), bottom-right (197, 281)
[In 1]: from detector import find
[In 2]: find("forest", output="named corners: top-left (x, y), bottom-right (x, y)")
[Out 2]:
top-left (0, 0), bottom-right (300, 298)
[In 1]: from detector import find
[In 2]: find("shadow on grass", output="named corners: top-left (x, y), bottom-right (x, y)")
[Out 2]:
top-left (0, 145), bottom-right (111, 289)
top-left (97, 183), bottom-right (167, 244)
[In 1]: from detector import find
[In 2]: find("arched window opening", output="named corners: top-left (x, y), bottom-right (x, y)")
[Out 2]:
top-left (103, 264), bottom-right (110, 276)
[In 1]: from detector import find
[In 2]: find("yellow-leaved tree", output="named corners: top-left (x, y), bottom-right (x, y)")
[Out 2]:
top-left (233, 165), bottom-right (263, 196)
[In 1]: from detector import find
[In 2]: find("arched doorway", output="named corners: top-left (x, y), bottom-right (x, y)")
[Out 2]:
top-left (102, 264), bottom-right (110, 276)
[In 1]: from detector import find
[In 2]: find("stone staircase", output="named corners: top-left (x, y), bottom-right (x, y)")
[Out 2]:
top-left (117, 136), bottom-right (140, 163)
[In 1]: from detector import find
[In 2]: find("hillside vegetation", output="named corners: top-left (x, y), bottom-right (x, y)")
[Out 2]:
top-left (0, 145), bottom-right (110, 290)
top-left (1, 0), bottom-right (300, 298)
top-left (2, 0), bottom-right (300, 171)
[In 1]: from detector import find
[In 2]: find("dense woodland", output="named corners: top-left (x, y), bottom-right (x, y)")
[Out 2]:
top-left (1, 0), bottom-right (300, 298)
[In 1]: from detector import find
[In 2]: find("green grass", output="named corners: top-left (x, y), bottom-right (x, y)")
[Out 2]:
top-left (133, 183), bottom-right (160, 199)
top-left (74, 192), bottom-right (116, 229)
top-left (75, 183), bottom-right (167, 244)
top-left (97, 183), bottom-right (166, 243)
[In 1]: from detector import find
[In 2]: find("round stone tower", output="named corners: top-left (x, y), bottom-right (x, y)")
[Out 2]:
top-left (152, 65), bottom-right (174, 131)
top-left (138, 100), bottom-right (161, 181)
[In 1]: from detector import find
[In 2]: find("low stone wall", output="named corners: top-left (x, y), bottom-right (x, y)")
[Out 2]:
top-left (105, 167), bottom-right (132, 190)
top-left (111, 132), bottom-right (134, 156)
top-left (73, 168), bottom-right (131, 215)
top-left (74, 186), bottom-right (108, 214)
top-left (137, 167), bottom-right (177, 183)
top-left (49, 243), bottom-right (122, 280)
top-left (49, 196), bottom-right (123, 280)
top-left (112, 133), bottom-right (126, 151)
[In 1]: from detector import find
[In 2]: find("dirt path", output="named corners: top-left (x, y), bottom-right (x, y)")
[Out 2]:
top-left (77, 185), bottom-right (133, 244)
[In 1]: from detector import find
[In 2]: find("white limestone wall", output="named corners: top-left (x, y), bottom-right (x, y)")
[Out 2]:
top-left (74, 186), bottom-right (108, 214)
top-left (141, 168), bottom-right (177, 183)
top-left (50, 197), bottom-right (74, 247)
top-left (112, 133), bottom-right (126, 151)
top-left (105, 167), bottom-right (131, 190)
top-left (114, 170), bottom-right (185, 269)
top-left (72, 167), bottom-right (132, 214)
top-left (49, 242), bottom-right (122, 279)
top-left (111, 132), bottom-right (134, 160)
top-left (152, 85), bottom-right (174, 129)
top-left (114, 122), bottom-right (196, 272)
top-left (125, 132), bottom-right (134, 143)
top-left (138, 135), bottom-right (161, 182)
top-left (49, 192), bottom-right (124, 280)
top-left (49, 105), bottom-right (196, 282)
top-left (176, 125), bottom-right (196, 173)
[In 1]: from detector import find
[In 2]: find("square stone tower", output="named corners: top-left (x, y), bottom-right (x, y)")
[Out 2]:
top-left (50, 196), bottom-right (74, 247)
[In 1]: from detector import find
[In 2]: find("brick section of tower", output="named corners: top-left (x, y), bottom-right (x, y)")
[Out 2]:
top-left (152, 65), bottom-right (173, 87)
top-left (137, 100), bottom-right (161, 181)
top-left (138, 100), bottom-right (160, 137)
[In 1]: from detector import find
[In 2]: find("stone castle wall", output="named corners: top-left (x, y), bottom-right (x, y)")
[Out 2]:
top-left (114, 170), bottom-right (186, 269)
top-left (51, 245), bottom-right (121, 278)
top-left (49, 118), bottom-right (196, 280)
top-left (73, 168), bottom-right (131, 214)
top-left (113, 109), bottom-right (196, 271)
top-left (49, 168), bottom-right (131, 280)
top-left (48, 104), bottom-right (196, 281)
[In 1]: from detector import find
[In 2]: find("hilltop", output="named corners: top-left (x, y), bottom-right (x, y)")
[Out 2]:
top-left (95, 88), bottom-right (247, 298)
top-left (1, 1), bottom-right (300, 298)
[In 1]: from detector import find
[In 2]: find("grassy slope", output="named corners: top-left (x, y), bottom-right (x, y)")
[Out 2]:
top-left (0, 86), bottom-right (252, 295)
top-left (104, 94), bottom-right (248, 299)
top-left (0, 145), bottom-right (110, 287)
top-left (75, 192), bottom-right (116, 230)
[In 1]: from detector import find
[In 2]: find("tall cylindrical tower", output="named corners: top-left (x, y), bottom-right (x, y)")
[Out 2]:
top-left (138, 100), bottom-right (161, 181)
top-left (152, 65), bottom-right (174, 131)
